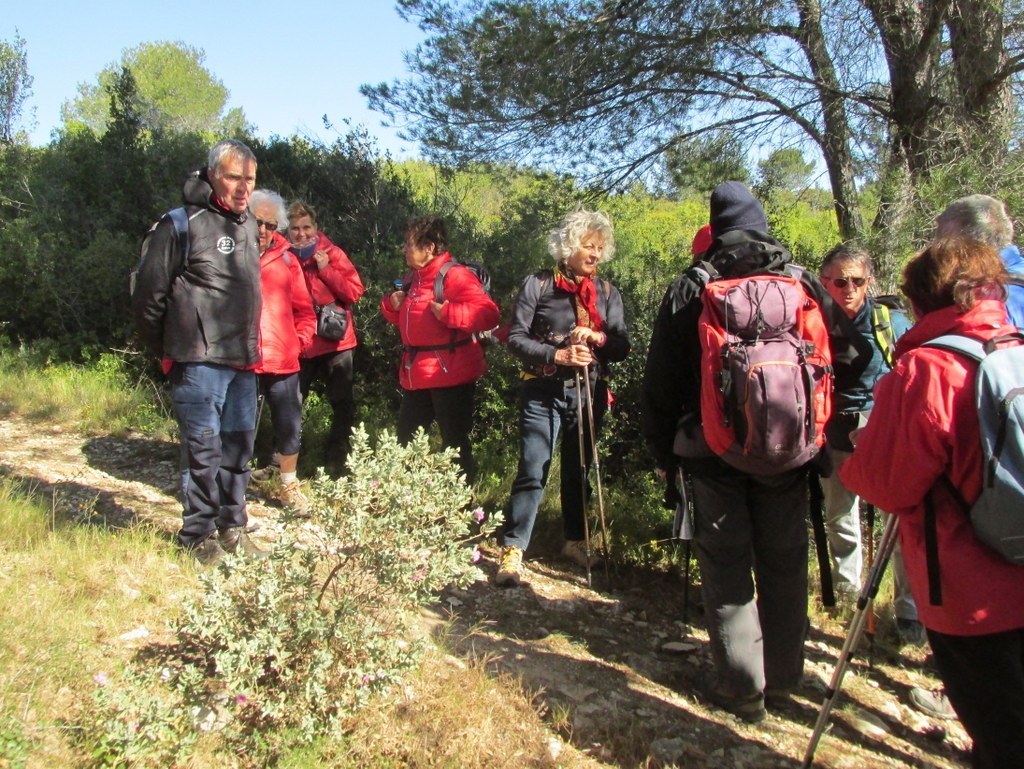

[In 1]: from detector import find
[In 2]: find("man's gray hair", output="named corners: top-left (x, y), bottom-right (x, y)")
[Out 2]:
top-left (820, 241), bottom-right (874, 277)
top-left (207, 139), bottom-right (257, 177)
top-left (547, 208), bottom-right (616, 263)
top-left (249, 189), bottom-right (288, 230)
top-left (935, 194), bottom-right (1014, 248)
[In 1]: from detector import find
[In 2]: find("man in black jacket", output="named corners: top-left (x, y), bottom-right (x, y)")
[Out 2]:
top-left (641, 182), bottom-right (844, 722)
top-left (132, 139), bottom-right (265, 565)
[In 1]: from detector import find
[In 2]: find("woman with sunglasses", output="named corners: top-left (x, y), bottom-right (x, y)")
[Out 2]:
top-left (288, 201), bottom-right (365, 476)
top-left (249, 190), bottom-right (317, 513)
top-left (818, 244), bottom-right (916, 631)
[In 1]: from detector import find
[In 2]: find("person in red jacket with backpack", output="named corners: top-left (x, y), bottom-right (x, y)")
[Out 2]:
top-left (288, 202), bottom-right (365, 476)
top-left (841, 237), bottom-right (1024, 769)
top-left (381, 215), bottom-right (500, 483)
top-left (250, 190), bottom-right (317, 514)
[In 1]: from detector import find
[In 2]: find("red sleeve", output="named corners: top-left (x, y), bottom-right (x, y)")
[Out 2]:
top-left (319, 244), bottom-right (365, 306)
top-left (438, 265), bottom-right (501, 333)
top-left (840, 354), bottom-right (953, 518)
top-left (289, 255), bottom-right (317, 351)
top-left (380, 294), bottom-right (400, 326)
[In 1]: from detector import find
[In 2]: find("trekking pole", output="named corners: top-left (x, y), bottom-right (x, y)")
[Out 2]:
top-left (582, 365), bottom-right (612, 583)
top-left (801, 513), bottom-right (900, 769)
top-left (675, 465), bottom-right (694, 624)
top-left (574, 368), bottom-right (593, 589)
top-left (865, 502), bottom-right (877, 663)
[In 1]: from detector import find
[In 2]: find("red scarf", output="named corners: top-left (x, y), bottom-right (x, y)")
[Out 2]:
top-left (554, 265), bottom-right (604, 332)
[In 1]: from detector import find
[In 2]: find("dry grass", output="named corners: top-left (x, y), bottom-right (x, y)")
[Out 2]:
top-left (332, 648), bottom-right (606, 769)
top-left (0, 478), bottom-right (190, 768)
top-left (0, 475), bottom-right (610, 769)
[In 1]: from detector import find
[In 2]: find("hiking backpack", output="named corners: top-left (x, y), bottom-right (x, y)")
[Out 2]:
top-left (434, 260), bottom-right (491, 301)
top-left (920, 333), bottom-right (1024, 604)
top-left (130, 207), bottom-right (191, 298)
top-left (697, 269), bottom-right (834, 475)
top-left (402, 258), bottom-right (498, 352)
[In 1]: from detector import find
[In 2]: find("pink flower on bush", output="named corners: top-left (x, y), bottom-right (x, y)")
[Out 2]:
top-left (235, 694), bottom-right (249, 706)
top-left (412, 567), bottom-right (426, 582)
top-left (92, 671), bottom-right (109, 687)
top-left (370, 480), bottom-right (379, 488)
top-left (470, 548), bottom-right (482, 564)
top-left (472, 507), bottom-right (485, 522)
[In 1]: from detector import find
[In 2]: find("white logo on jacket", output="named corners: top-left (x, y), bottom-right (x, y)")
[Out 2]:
top-left (216, 237), bottom-right (236, 255)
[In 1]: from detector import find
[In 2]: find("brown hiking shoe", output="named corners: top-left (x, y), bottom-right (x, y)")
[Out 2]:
top-left (186, 536), bottom-right (227, 567)
top-left (495, 546), bottom-right (523, 587)
top-left (561, 539), bottom-right (602, 568)
top-left (278, 480), bottom-right (311, 518)
top-left (909, 687), bottom-right (957, 720)
top-left (219, 527), bottom-right (268, 560)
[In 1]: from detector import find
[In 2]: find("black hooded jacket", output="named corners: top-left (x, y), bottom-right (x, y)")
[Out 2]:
top-left (132, 170), bottom-right (262, 367)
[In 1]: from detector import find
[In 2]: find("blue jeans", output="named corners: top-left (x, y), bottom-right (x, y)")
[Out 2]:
top-left (171, 363), bottom-right (257, 546)
top-left (503, 376), bottom-right (606, 551)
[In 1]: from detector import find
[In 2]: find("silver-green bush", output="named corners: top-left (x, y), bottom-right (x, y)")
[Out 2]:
top-left (84, 426), bottom-right (500, 766)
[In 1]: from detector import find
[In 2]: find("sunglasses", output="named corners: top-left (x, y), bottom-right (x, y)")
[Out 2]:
top-left (256, 218), bottom-right (278, 232)
top-left (826, 276), bottom-right (868, 289)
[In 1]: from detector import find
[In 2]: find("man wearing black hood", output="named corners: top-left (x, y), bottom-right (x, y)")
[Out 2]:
top-left (133, 139), bottom-right (265, 566)
top-left (641, 182), bottom-right (840, 723)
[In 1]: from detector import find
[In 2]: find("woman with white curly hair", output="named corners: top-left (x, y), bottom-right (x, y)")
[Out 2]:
top-left (496, 208), bottom-right (631, 587)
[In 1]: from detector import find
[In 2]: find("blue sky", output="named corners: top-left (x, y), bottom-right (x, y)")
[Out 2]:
top-left (3, 1), bottom-right (425, 157)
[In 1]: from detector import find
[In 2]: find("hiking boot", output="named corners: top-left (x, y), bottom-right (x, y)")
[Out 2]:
top-left (218, 527), bottom-right (268, 560)
top-left (186, 536), bottom-right (227, 568)
top-left (700, 678), bottom-right (767, 724)
top-left (561, 539), bottom-right (603, 569)
top-left (896, 618), bottom-right (927, 647)
top-left (278, 480), bottom-right (311, 518)
top-left (764, 687), bottom-right (794, 710)
top-left (251, 463), bottom-right (279, 482)
top-left (495, 546), bottom-right (523, 587)
top-left (909, 687), bottom-right (957, 720)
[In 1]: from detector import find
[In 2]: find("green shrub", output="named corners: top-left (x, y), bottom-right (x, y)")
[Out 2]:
top-left (82, 427), bottom-right (500, 767)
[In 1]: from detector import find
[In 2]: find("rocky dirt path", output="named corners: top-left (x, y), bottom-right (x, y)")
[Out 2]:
top-left (0, 415), bottom-right (970, 768)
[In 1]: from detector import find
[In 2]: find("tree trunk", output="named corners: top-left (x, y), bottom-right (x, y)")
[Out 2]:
top-left (795, 0), bottom-right (863, 240)
top-left (947, 0), bottom-right (1015, 166)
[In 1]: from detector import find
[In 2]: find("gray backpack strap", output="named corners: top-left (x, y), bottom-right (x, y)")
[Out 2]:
top-left (166, 207), bottom-right (190, 270)
top-left (922, 334), bottom-right (985, 362)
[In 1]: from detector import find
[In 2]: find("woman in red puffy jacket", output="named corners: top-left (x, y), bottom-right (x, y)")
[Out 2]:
top-left (381, 216), bottom-right (500, 482)
top-left (288, 202), bottom-right (365, 476)
top-left (841, 237), bottom-right (1024, 769)
top-left (250, 190), bottom-right (317, 513)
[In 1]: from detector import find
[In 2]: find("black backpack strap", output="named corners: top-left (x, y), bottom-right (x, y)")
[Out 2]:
top-left (924, 488), bottom-right (942, 606)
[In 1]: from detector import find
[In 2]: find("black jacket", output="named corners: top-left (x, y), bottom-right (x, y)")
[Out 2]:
top-left (640, 230), bottom-right (861, 474)
top-left (132, 170), bottom-right (262, 367)
top-left (507, 268), bottom-right (631, 378)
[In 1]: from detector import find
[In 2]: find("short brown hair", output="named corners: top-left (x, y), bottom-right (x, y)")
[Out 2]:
top-left (405, 216), bottom-right (448, 252)
top-left (287, 201), bottom-right (317, 227)
top-left (901, 237), bottom-right (1007, 315)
